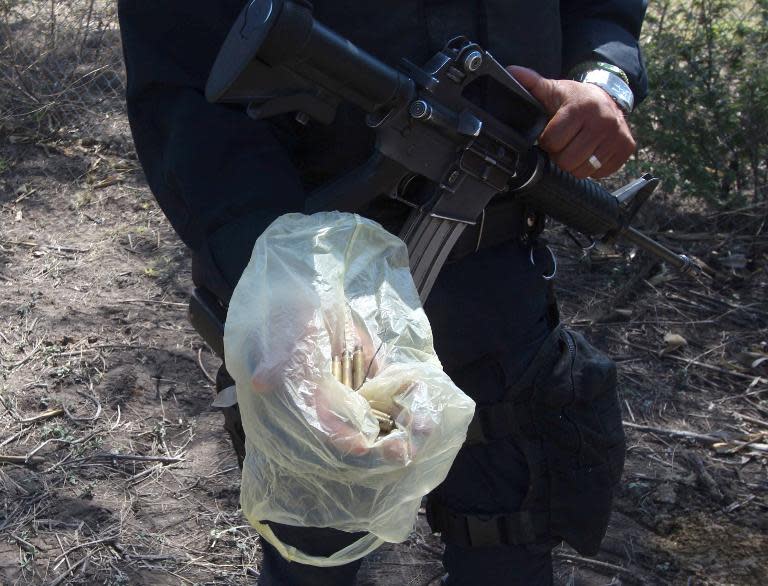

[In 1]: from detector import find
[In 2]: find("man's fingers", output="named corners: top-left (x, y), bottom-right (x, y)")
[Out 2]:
top-left (571, 150), bottom-right (618, 179)
top-left (551, 129), bottom-right (601, 174)
top-left (506, 65), bottom-right (563, 114)
top-left (538, 108), bottom-right (583, 153)
top-left (587, 153), bottom-right (623, 179)
top-left (506, 66), bottom-right (638, 180)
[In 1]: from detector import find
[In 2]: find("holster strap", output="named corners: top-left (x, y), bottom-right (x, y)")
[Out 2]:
top-left (426, 498), bottom-right (549, 548)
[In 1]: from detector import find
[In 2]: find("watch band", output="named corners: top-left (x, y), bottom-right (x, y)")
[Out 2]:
top-left (574, 68), bottom-right (634, 114)
top-left (570, 60), bottom-right (630, 85)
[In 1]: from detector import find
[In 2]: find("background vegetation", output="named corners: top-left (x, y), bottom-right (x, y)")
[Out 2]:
top-left (631, 0), bottom-right (768, 208)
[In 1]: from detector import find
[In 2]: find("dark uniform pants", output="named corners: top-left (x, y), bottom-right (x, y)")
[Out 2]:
top-left (255, 437), bottom-right (555, 586)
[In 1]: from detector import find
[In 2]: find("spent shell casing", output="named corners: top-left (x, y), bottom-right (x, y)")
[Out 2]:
top-left (341, 350), bottom-right (352, 387)
top-left (331, 355), bottom-right (342, 382)
top-left (352, 345), bottom-right (365, 389)
top-left (370, 408), bottom-right (395, 433)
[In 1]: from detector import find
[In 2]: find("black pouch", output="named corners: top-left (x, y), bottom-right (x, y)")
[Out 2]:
top-left (510, 325), bottom-right (625, 555)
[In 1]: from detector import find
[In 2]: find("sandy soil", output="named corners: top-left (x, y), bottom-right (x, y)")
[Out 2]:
top-left (0, 121), bottom-right (766, 585)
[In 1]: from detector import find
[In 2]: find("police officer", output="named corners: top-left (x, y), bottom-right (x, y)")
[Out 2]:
top-left (119, 1), bottom-right (647, 584)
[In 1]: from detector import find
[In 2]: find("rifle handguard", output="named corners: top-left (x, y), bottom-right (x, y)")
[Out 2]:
top-left (517, 151), bottom-right (624, 237)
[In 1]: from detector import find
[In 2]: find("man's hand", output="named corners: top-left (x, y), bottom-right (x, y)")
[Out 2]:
top-left (507, 65), bottom-right (636, 180)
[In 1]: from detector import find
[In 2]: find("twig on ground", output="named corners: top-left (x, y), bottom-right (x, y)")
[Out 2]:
top-left (197, 347), bottom-right (216, 384)
top-left (115, 298), bottom-right (187, 308)
top-left (624, 421), bottom-right (768, 453)
top-left (10, 533), bottom-right (40, 553)
top-left (26, 430), bottom-right (99, 460)
top-left (54, 534), bottom-right (120, 564)
top-left (626, 341), bottom-right (767, 384)
top-left (34, 519), bottom-right (84, 531)
top-left (717, 383), bottom-right (768, 404)
top-left (19, 407), bottom-right (65, 424)
top-left (62, 388), bottom-right (102, 423)
top-left (554, 552), bottom-right (642, 583)
top-left (1, 338), bottom-right (44, 370)
top-left (733, 412), bottom-right (768, 430)
top-left (91, 452), bottom-right (184, 464)
top-left (125, 553), bottom-right (180, 562)
top-left (624, 421), bottom-right (721, 443)
top-left (0, 238), bottom-right (89, 253)
top-left (48, 554), bottom-right (90, 586)
top-left (686, 453), bottom-right (724, 501)
top-left (125, 462), bottom-right (166, 486)
top-left (1, 430), bottom-right (27, 447)
top-left (0, 454), bottom-right (46, 466)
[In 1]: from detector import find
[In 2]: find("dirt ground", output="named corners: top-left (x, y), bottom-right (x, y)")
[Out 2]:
top-left (0, 115), bottom-right (766, 586)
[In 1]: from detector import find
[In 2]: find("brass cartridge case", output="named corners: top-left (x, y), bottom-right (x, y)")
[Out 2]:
top-left (341, 350), bottom-right (352, 387)
top-left (331, 355), bottom-right (342, 382)
top-left (352, 345), bottom-right (365, 389)
top-left (371, 408), bottom-right (395, 433)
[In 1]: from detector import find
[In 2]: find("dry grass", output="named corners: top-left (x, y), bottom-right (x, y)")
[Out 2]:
top-left (1, 129), bottom-right (766, 585)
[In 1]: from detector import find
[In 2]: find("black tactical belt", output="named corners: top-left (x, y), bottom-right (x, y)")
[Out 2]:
top-left (446, 196), bottom-right (536, 262)
top-left (426, 498), bottom-right (550, 548)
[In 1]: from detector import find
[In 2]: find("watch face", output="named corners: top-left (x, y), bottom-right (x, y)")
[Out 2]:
top-left (581, 70), bottom-right (634, 113)
top-left (611, 79), bottom-right (634, 105)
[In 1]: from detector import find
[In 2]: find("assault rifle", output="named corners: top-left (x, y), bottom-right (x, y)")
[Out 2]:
top-left (204, 0), bottom-right (701, 306)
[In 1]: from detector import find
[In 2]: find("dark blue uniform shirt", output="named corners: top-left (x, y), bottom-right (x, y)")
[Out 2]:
top-left (119, 0), bottom-right (647, 395)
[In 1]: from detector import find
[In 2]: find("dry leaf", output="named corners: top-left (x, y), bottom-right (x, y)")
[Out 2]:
top-left (660, 332), bottom-right (687, 356)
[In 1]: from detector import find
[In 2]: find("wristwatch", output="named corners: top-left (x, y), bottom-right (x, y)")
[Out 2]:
top-left (571, 61), bottom-right (635, 114)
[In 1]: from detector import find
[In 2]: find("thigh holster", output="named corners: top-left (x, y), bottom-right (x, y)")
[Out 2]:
top-left (428, 324), bottom-right (626, 556)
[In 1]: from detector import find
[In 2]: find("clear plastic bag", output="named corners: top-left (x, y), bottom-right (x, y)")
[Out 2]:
top-left (224, 212), bottom-right (475, 566)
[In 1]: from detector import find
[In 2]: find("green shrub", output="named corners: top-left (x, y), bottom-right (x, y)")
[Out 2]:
top-left (632, 0), bottom-right (768, 207)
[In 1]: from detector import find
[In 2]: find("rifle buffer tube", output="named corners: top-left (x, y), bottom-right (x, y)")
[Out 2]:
top-left (207, 0), bottom-right (414, 113)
